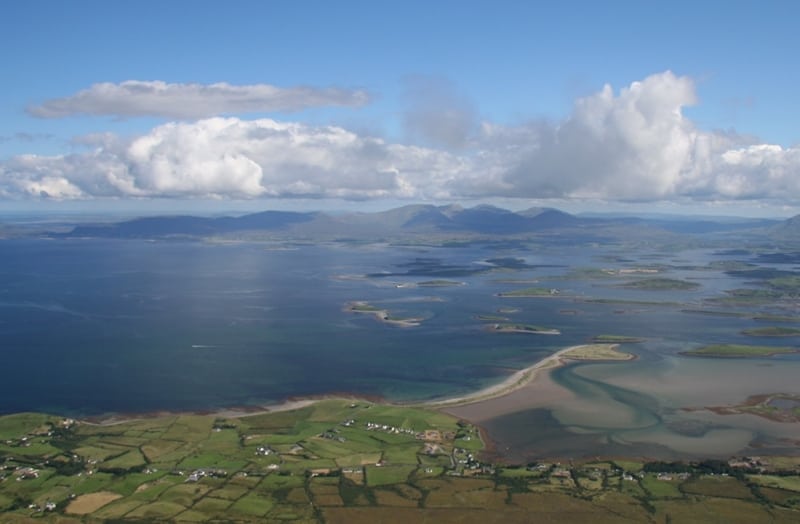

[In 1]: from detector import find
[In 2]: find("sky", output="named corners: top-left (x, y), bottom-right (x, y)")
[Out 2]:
top-left (1, 0), bottom-right (800, 217)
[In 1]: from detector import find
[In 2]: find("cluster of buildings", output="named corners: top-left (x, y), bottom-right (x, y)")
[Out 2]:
top-left (26, 501), bottom-right (57, 512)
top-left (182, 468), bottom-right (228, 482)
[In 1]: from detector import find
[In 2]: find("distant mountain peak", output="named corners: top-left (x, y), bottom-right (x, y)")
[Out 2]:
top-left (519, 207), bottom-right (572, 218)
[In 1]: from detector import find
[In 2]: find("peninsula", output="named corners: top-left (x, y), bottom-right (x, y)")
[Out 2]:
top-left (420, 343), bottom-right (634, 409)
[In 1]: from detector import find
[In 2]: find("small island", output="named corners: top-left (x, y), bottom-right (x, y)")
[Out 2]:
top-left (560, 343), bottom-right (636, 361)
top-left (417, 279), bottom-right (464, 287)
top-left (497, 287), bottom-right (561, 297)
top-left (497, 307), bottom-right (520, 314)
top-left (620, 278), bottom-right (700, 290)
top-left (704, 393), bottom-right (800, 423)
top-left (681, 344), bottom-right (799, 358)
top-left (475, 314), bottom-right (509, 322)
top-left (490, 323), bottom-right (561, 335)
top-left (742, 326), bottom-right (800, 337)
top-left (591, 334), bottom-right (644, 343)
top-left (344, 301), bottom-right (424, 327)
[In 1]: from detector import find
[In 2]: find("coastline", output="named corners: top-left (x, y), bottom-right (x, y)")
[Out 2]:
top-left (78, 344), bottom-right (633, 426)
top-left (413, 345), bottom-right (578, 409)
top-left (343, 300), bottom-right (423, 327)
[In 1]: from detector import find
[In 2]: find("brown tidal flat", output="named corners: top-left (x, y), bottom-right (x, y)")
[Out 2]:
top-left (426, 344), bottom-right (634, 414)
top-left (441, 370), bottom-right (575, 423)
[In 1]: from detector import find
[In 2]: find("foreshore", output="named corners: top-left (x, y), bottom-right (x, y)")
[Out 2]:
top-left (81, 344), bottom-right (633, 426)
top-left (414, 345), bottom-right (579, 409)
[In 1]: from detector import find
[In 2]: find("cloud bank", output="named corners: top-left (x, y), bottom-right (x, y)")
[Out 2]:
top-left (5, 72), bottom-right (800, 204)
top-left (27, 81), bottom-right (371, 119)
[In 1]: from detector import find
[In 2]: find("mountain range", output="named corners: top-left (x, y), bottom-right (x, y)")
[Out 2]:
top-left (54, 204), bottom-right (790, 243)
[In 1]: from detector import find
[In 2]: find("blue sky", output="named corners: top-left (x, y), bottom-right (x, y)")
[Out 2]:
top-left (2, 0), bottom-right (800, 216)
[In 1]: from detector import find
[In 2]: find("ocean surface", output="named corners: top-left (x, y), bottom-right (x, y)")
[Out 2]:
top-left (2, 237), bottom-right (799, 459)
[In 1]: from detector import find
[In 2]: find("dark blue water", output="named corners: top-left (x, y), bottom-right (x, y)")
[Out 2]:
top-left (0, 238), bottom-right (792, 416)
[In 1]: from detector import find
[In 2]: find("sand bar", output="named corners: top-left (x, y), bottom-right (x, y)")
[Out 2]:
top-left (82, 344), bottom-right (632, 426)
top-left (417, 344), bottom-right (633, 409)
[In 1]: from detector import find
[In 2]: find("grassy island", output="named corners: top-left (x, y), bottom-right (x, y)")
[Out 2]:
top-left (498, 287), bottom-right (560, 297)
top-left (591, 335), bottom-right (644, 343)
top-left (345, 302), bottom-right (423, 327)
top-left (348, 303), bottom-right (382, 312)
top-left (681, 344), bottom-right (799, 358)
top-left (417, 280), bottom-right (464, 287)
top-left (561, 343), bottom-right (636, 361)
top-left (742, 327), bottom-right (800, 337)
top-left (620, 278), bottom-right (700, 290)
top-left (475, 314), bottom-right (509, 322)
top-left (491, 323), bottom-right (561, 335)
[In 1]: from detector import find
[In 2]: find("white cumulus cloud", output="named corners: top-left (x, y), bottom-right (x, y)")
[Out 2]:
top-left (494, 71), bottom-right (700, 200)
top-left (4, 72), bottom-right (800, 206)
top-left (0, 118), bottom-right (464, 200)
top-left (27, 81), bottom-right (371, 119)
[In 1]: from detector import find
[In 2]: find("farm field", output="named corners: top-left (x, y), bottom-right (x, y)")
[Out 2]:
top-left (2, 404), bottom-right (800, 522)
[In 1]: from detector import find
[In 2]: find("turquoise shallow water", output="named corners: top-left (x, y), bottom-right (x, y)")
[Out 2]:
top-left (1, 237), bottom-right (799, 459)
top-left (477, 354), bottom-right (800, 461)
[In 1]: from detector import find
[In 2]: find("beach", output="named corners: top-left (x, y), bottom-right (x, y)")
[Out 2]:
top-left (417, 345), bottom-right (581, 409)
top-left (83, 344), bottom-right (631, 426)
top-left (433, 344), bottom-right (635, 421)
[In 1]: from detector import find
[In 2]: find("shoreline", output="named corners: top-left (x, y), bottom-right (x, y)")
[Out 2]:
top-left (411, 345), bottom-right (578, 409)
top-left (343, 300), bottom-right (423, 327)
top-left (414, 343), bottom-right (635, 409)
top-left (72, 344), bottom-right (633, 426)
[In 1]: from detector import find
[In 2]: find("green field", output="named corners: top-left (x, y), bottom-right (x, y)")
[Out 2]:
top-left (1, 403), bottom-right (799, 522)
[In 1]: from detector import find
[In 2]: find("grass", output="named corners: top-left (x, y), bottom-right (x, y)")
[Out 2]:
top-left (125, 500), bottom-right (187, 519)
top-left (498, 287), bottom-right (556, 297)
top-left (192, 496), bottom-right (233, 515)
top-left (640, 474), bottom-right (683, 498)
top-left (91, 498), bottom-right (145, 519)
top-left (365, 465), bottom-right (416, 486)
top-left (141, 439), bottom-right (183, 461)
top-left (620, 278), bottom-right (700, 290)
top-left (748, 474), bottom-right (800, 492)
top-left (742, 326), bottom-right (800, 337)
top-left (107, 471), bottom-right (169, 496)
top-left (230, 493), bottom-right (275, 516)
top-left (681, 476), bottom-right (755, 500)
top-left (681, 344), bottom-right (798, 357)
top-left (561, 344), bottom-right (634, 360)
top-left (4, 404), bottom-right (800, 522)
top-left (653, 498), bottom-right (776, 524)
top-left (0, 412), bottom-right (53, 440)
top-left (476, 314), bottom-right (509, 321)
top-left (418, 280), bottom-right (463, 287)
top-left (492, 323), bottom-right (560, 334)
top-left (100, 449), bottom-right (147, 470)
top-left (381, 443), bottom-right (421, 464)
top-left (258, 473), bottom-right (305, 490)
top-left (591, 334), bottom-right (644, 343)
